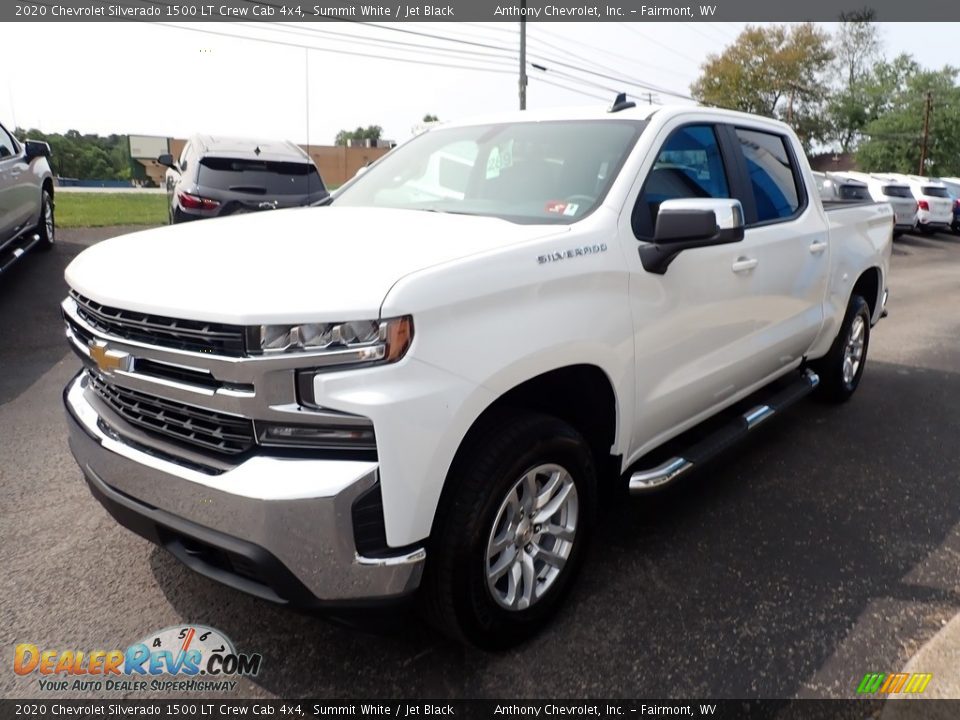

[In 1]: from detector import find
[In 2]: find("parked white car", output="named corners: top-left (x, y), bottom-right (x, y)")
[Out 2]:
top-left (937, 176), bottom-right (960, 233)
top-left (893, 174), bottom-right (954, 233)
top-left (62, 103), bottom-right (893, 648)
top-left (811, 171), bottom-right (871, 203)
top-left (837, 172), bottom-right (917, 236)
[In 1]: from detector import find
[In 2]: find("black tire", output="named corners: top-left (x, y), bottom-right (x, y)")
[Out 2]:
top-left (421, 412), bottom-right (596, 649)
top-left (812, 295), bottom-right (871, 403)
top-left (35, 189), bottom-right (54, 251)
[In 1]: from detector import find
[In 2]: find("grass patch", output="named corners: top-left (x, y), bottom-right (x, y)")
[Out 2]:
top-left (55, 192), bottom-right (167, 228)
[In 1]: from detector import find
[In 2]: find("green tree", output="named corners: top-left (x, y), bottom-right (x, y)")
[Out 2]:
top-left (856, 63), bottom-right (960, 176)
top-left (14, 127), bottom-right (132, 179)
top-left (422, 114), bottom-right (439, 122)
top-left (334, 125), bottom-right (383, 147)
top-left (826, 9), bottom-right (883, 151)
top-left (690, 23), bottom-right (834, 148)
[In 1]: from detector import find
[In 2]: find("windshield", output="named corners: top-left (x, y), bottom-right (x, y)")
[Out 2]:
top-left (921, 186), bottom-right (950, 198)
top-left (198, 157), bottom-right (325, 195)
top-left (881, 185), bottom-right (913, 199)
top-left (838, 184), bottom-right (870, 201)
top-left (330, 120), bottom-right (646, 223)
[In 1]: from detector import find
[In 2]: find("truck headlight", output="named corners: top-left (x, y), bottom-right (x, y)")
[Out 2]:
top-left (249, 316), bottom-right (413, 368)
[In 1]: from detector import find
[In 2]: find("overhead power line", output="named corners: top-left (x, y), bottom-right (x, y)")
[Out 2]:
top-left (151, 22), bottom-right (517, 77)
top-left (530, 76), bottom-right (610, 103)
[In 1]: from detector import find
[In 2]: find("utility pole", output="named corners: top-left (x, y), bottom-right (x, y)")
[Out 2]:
top-left (919, 91), bottom-right (933, 175)
top-left (519, 3), bottom-right (527, 110)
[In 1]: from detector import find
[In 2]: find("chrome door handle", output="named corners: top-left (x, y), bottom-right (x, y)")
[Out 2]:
top-left (732, 257), bottom-right (759, 273)
top-left (809, 240), bottom-right (828, 254)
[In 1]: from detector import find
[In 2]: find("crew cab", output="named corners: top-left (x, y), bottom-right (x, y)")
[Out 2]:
top-left (61, 102), bottom-right (892, 648)
top-left (0, 121), bottom-right (54, 275)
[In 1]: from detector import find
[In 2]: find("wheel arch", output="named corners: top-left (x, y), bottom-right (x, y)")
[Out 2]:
top-left (431, 364), bottom-right (621, 537)
top-left (852, 266), bottom-right (882, 322)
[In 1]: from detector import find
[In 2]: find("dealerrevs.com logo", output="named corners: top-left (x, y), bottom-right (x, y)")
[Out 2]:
top-left (14, 625), bottom-right (262, 693)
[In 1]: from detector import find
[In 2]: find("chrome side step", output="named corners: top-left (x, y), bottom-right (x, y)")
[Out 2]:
top-left (629, 369), bottom-right (820, 494)
top-left (0, 233), bottom-right (41, 276)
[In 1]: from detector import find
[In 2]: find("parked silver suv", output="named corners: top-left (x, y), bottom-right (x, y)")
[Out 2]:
top-left (0, 121), bottom-right (54, 275)
top-left (159, 135), bottom-right (328, 224)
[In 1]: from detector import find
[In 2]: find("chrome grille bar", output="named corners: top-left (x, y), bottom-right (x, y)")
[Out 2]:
top-left (88, 372), bottom-right (256, 456)
top-left (70, 291), bottom-right (246, 357)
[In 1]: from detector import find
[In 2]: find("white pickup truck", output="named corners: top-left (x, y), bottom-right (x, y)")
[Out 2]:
top-left (62, 102), bottom-right (892, 648)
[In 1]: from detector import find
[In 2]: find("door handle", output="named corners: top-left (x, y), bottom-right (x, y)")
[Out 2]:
top-left (809, 240), bottom-right (828, 255)
top-left (731, 256), bottom-right (758, 273)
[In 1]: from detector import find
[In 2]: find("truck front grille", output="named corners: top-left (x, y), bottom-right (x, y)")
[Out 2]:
top-left (70, 291), bottom-right (246, 357)
top-left (88, 372), bottom-right (256, 456)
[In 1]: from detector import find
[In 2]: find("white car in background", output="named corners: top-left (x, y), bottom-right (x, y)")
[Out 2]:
top-left (811, 171), bottom-right (871, 203)
top-left (837, 172), bottom-right (917, 236)
top-left (893, 174), bottom-right (953, 234)
top-left (938, 176), bottom-right (960, 233)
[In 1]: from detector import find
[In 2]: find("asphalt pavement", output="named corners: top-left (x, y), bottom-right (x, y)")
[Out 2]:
top-left (2, 225), bottom-right (960, 700)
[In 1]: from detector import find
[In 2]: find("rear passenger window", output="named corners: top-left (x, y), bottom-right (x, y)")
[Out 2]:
top-left (735, 128), bottom-right (802, 223)
top-left (633, 124), bottom-right (730, 238)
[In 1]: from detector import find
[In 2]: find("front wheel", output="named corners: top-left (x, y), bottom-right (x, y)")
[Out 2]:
top-left (812, 295), bottom-right (871, 403)
top-left (421, 412), bottom-right (596, 649)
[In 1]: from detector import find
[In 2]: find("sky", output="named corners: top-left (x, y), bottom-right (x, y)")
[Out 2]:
top-left (1, 21), bottom-right (958, 147)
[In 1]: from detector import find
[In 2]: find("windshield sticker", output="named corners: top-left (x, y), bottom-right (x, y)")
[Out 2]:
top-left (563, 203), bottom-right (579, 217)
top-left (545, 201), bottom-right (568, 214)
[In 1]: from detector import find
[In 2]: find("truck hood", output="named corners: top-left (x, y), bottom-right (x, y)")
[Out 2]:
top-left (65, 206), bottom-right (569, 324)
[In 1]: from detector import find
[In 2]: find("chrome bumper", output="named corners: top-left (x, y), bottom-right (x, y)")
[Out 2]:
top-left (64, 372), bottom-right (425, 605)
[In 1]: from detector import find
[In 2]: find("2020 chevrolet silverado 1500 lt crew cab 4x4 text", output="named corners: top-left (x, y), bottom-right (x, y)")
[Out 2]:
top-left (0, 121), bottom-right (54, 275)
top-left (62, 102), bottom-right (892, 648)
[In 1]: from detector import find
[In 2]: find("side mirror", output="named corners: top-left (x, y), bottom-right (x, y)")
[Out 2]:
top-left (24, 140), bottom-right (52, 162)
top-left (640, 198), bottom-right (745, 274)
top-left (157, 153), bottom-right (177, 170)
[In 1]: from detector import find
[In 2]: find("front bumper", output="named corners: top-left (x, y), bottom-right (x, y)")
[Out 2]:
top-left (64, 372), bottom-right (425, 606)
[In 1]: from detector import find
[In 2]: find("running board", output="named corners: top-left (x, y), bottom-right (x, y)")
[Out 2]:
top-left (0, 233), bottom-right (41, 276)
top-left (628, 369), bottom-right (820, 494)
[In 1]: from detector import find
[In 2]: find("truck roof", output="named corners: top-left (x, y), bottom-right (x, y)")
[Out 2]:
top-left (436, 103), bottom-right (797, 135)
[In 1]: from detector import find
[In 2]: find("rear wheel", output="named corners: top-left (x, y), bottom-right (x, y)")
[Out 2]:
top-left (36, 189), bottom-right (54, 251)
top-left (813, 295), bottom-right (871, 403)
top-left (421, 412), bottom-right (595, 649)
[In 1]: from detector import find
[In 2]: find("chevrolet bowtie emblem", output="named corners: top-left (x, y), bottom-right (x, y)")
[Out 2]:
top-left (89, 341), bottom-right (132, 374)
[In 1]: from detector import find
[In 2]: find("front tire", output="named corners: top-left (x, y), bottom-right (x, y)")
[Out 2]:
top-left (421, 412), bottom-right (596, 649)
top-left (813, 295), bottom-right (871, 403)
top-left (36, 189), bottom-right (55, 251)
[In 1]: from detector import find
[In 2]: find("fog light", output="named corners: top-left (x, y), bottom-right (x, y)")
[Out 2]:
top-left (257, 422), bottom-right (376, 450)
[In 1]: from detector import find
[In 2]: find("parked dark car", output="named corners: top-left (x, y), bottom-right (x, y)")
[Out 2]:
top-left (0, 121), bottom-right (54, 275)
top-left (159, 135), bottom-right (328, 224)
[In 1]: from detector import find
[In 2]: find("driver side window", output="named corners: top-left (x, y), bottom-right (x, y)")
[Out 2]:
top-left (632, 124), bottom-right (730, 239)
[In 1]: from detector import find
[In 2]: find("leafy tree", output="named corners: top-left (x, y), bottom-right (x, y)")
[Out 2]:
top-left (690, 23), bottom-right (835, 148)
top-left (826, 10), bottom-right (883, 151)
top-left (422, 114), bottom-right (439, 122)
top-left (334, 125), bottom-right (383, 147)
top-left (14, 127), bottom-right (132, 179)
top-left (856, 63), bottom-right (960, 176)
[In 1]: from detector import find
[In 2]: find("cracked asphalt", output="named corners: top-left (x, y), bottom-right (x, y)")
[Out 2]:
top-left (1, 225), bottom-right (959, 701)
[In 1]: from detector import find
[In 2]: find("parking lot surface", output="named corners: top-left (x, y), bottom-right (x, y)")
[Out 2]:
top-left (2, 227), bottom-right (960, 699)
